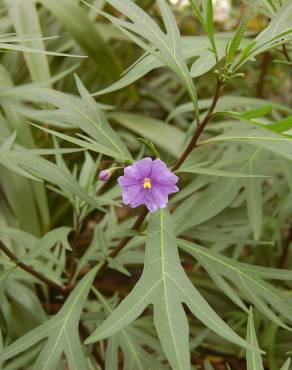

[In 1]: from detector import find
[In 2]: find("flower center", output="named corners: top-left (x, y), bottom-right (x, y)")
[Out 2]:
top-left (143, 177), bottom-right (152, 189)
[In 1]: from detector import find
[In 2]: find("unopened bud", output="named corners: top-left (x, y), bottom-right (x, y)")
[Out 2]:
top-left (98, 170), bottom-right (111, 182)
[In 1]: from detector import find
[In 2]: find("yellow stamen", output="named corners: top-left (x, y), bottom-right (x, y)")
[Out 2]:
top-left (143, 177), bottom-right (152, 189)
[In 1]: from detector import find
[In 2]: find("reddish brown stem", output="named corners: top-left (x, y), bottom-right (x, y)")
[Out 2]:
top-left (278, 227), bottom-right (292, 268)
top-left (256, 52), bottom-right (271, 98)
top-left (172, 79), bottom-right (223, 171)
top-left (79, 321), bottom-right (105, 368)
top-left (282, 44), bottom-right (291, 62)
top-left (68, 215), bottom-right (82, 286)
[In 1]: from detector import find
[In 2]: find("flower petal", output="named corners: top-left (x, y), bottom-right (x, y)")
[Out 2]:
top-left (151, 187), bottom-right (168, 208)
top-left (154, 183), bottom-right (179, 194)
top-left (133, 157), bottom-right (153, 178)
top-left (122, 184), bottom-right (143, 205)
top-left (118, 157), bottom-right (179, 212)
top-left (118, 175), bottom-right (141, 187)
top-left (124, 165), bottom-right (143, 180)
top-left (151, 159), bottom-right (179, 185)
top-left (144, 194), bottom-right (158, 212)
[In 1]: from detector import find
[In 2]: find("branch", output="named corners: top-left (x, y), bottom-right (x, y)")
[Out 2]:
top-left (68, 214), bottom-right (82, 286)
top-left (79, 321), bottom-right (105, 368)
top-left (256, 52), bottom-right (271, 98)
top-left (172, 79), bottom-right (223, 171)
top-left (0, 240), bottom-right (65, 294)
top-left (282, 44), bottom-right (291, 63)
top-left (278, 226), bottom-right (292, 268)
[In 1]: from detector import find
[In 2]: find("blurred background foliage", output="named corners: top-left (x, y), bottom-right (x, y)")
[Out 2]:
top-left (0, 0), bottom-right (291, 369)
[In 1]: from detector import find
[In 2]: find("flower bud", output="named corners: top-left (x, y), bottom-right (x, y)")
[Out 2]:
top-left (98, 170), bottom-right (111, 182)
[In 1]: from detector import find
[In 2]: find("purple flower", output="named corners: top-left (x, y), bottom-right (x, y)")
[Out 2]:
top-left (99, 170), bottom-right (111, 182)
top-left (118, 158), bottom-right (179, 213)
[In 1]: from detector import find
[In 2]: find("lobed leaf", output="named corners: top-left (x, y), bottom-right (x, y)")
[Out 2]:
top-left (86, 208), bottom-right (249, 370)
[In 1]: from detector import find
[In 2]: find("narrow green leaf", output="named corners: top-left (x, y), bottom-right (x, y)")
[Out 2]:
top-left (29, 123), bottom-right (121, 159)
top-left (240, 105), bottom-right (272, 119)
top-left (0, 150), bottom-right (101, 209)
top-left (74, 75), bottom-right (132, 160)
top-left (168, 96), bottom-right (292, 122)
top-left (40, 0), bottom-right (122, 79)
top-left (92, 53), bottom-right (162, 97)
top-left (109, 112), bottom-right (184, 158)
top-left (280, 358), bottom-right (291, 370)
top-left (214, 108), bottom-right (292, 137)
top-left (6, 0), bottom-right (51, 83)
top-left (0, 65), bottom-right (50, 234)
top-left (0, 42), bottom-right (85, 58)
top-left (188, 0), bottom-right (205, 27)
top-left (93, 289), bottom-right (168, 370)
top-left (227, 4), bottom-right (251, 66)
top-left (90, 0), bottom-right (200, 119)
top-left (268, 115), bottom-right (292, 134)
top-left (0, 266), bottom-right (100, 369)
top-left (236, 1), bottom-right (292, 69)
top-left (205, 0), bottom-right (218, 61)
top-left (0, 226), bottom-right (38, 248)
top-left (174, 175), bottom-right (242, 233)
top-left (246, 154), bottom-right (263, 240)
top-left (246, 308), bottom-right (264, 370)
top-left (179, 239), bottom-right (292, 329)
top-left (25, 82), bottom-right (132, 161)
top-left (201, 128), bottom-right (292, 162)
top-left (24, 227), bottom-right (72, 261)
top-left (177, 165), bottom-right (267, 178)
top-left (199, 257), bottom-right (248, 312)
top-left (91, 35), bottom-right (228, 96)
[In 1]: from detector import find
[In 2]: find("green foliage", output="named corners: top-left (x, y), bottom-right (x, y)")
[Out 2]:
top-left (0, 266), bottom-right (99, 369)
top-left (92, 289), bottom-right (168, 370)
top-left (0, 0), bottom-right (292, 369)
top-left (40, 0), bottom-right (123, 80)
top-left (86, 209), bottom-right (248, 369)
top-left (246, 308), bottom-right (265, 370)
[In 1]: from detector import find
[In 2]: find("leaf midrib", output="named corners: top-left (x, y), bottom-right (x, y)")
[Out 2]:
top-left (159, 210), bottom-right (184, 370)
